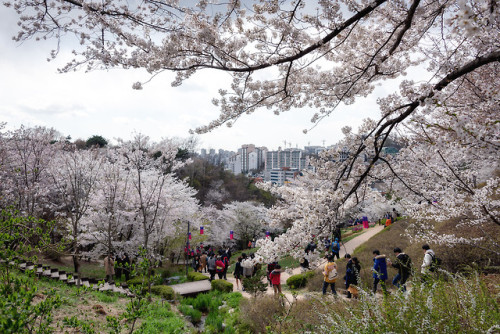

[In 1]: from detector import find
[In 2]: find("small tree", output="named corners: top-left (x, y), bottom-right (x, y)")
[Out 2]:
top-left (86, 135), bottom-right (108, 148)
top-left (242, 268), bottom-right (268, 299)
top-left (0, 208), bottom-right (62, 333)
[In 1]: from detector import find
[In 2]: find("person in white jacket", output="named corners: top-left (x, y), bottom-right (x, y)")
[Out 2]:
top-left (421, 244), bottom-right (435, 282)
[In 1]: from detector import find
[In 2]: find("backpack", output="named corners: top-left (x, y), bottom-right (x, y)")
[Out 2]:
top-left (332, 241), bottom-right (340, 252)
top-left (399, 253), bottom-right (412, 275)
top-left (430, 254), bottom-right (442, 272)
top-left (327, 265), bottom-right (338, 281)
top-left (223, 256), bottom-right (229, 268)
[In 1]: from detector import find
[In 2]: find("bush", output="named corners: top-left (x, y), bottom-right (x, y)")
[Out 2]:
top-left (211, 279), bottom-right (233, 293)
top-left (191, 293), bottom-right (211, 312)
top-left (127, 276), bottom-right (147, 286)
top-left (178, 304), bottom-right (202, 324)
top-left (205, 312), bottom-right (224, 333)
top-left (286, 274), bottom-right (307, 289)
top-left (150, 285), bottom-right (175, 300)
top-left (239, 296), bottom-right (285, 333)
top-left (323, 274), bottom-right (500, 333)
top-left (187, 271), bottom-right (209, 282)
top-left (304, 271), bottom-right (316, 279)
top-left (222, 292), bottom-right (243, 309)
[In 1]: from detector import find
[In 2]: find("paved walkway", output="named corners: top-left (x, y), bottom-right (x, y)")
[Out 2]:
top-left (170, 280), bottom-right (211, 296)
top-left (221, 225), bottom-right (385, 299)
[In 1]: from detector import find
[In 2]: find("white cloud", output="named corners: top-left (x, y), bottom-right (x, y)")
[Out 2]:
top-left (0, 5), bottom-right (426, 152)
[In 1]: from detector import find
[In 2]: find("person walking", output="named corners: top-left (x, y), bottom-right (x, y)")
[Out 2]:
top-left (200, 252), bottom-right (207, 273)
top-left (104, 254), bottom-right (115, 282)
top-left (388, 247), bottom-right (412, 292)
top-left (234, 257), bottom-right (243, 290)
top-left (192, 254), bottom-right (199, 273)
top-left (222, 252), bottom-right (230, 280)
top-left (331, 238), bottom-right (340, 260)
top-left (267, 261), bottom-right (277, 286)
top-left (421, 244), bottom-right (436, 282)
top-left (269, 264), bottom-right (282, 296)
top-left (215, 256), bottom-right (225, 280)
top-left (323, 237), bottom-right (331, 253)
top-left (115, 254), bottom-right (123, 280)
top-left (372, 250), bottom-right (388, 294)
top-left (322, 255), bottom-right (338, 295)
top-left (122, 253), bottom-right (131, 281)
top-left (345, 254), bottom-right (361, 298)
top-left (207, 254), bottom-right (216, 281)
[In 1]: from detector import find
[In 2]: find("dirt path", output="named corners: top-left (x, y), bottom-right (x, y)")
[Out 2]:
top-left (222, 225), bottom-right (384, 299)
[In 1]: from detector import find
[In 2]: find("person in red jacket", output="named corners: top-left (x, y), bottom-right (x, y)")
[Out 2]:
top-left (269, 264), bottom-right (282, 296)
top-left (215, 256), bottom-right (226, 279)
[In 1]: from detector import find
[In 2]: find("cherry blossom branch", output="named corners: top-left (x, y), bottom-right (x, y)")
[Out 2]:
top-left (343, 49), bottom-right (500, 204)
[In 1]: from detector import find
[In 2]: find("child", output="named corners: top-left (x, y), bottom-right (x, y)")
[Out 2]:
top-left (269, 264), bottom-right (282, 296)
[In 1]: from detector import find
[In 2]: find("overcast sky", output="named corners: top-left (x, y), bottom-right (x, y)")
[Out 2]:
top-left (1, 5), bottom-right (390, 152)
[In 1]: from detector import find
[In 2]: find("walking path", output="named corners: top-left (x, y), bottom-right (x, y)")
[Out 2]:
top-left (222, 225), bottom-right (385, 299)
top-left (170, 280), bottom-right (211, 296)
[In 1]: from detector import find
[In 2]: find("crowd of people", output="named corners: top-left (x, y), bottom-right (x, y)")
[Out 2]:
top-left (101, 234), bottom-right (439, 299)
top-left (319, 243), bottom-right (439, 298)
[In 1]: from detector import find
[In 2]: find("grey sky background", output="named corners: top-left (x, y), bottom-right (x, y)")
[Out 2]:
top-left (0, 5), bottom-right (400, 152)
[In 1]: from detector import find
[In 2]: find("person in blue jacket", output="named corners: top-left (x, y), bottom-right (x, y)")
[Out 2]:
top-left (331, 238), bottom-right (340, 260)
top-left (372, 249), bottom-right (388, 294)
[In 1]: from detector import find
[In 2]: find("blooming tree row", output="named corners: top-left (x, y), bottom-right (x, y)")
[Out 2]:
top-left (0, 125), bottom-right (270, 271)
top-left (3, 1), bottom-right (499, 259)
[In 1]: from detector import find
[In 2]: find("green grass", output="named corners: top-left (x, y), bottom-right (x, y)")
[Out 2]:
top-left (137, 302), bottom-right (190, 334)
top-left (278, 256), bottom-right (300, 269)
top-left (56, 263), bottom-right (106, 280)
top-left (92, 291), bottom-right (118, 303)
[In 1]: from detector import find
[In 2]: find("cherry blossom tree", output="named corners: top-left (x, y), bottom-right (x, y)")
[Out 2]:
top-left (78, 148), bottom-right (133, 262)
top-left (115, 134), bottom-right (199, 262)
top-left (0, 126), bottom-right (62, 217)
top-left (48, 146), bottom-right (103, 273)
top-left (4, 1), bottom-right (498, 256)
top-left (221, 201), bottom-right (269, 249)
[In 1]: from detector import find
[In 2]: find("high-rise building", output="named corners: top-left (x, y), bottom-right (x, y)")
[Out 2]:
top-left (265, 147), bottom-right (306, 171)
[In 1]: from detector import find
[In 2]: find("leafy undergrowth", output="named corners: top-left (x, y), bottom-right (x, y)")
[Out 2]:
top-left (135, 302), bottom-right (190, 334)
top-left (179, 290), bottom-right (245, 333)
top-left (30, 273), bottom-right (129, 333)
top-left (242, 274), bottom-right (500, 333)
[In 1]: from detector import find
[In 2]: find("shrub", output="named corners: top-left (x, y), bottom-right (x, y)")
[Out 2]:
top-left (187, 271), bottom-right (209, 282)
top-left (241, 269), bottom-right (267, 297)
top-left (205, 312), bottom-right (224, 333)
top-left (239, 296), bottom-right (285, 333)
top-left (191, 293), bottom-right (211, 312)
top-left (304, 271), bottom-right (316, 279)
top-left (286, 274), bottom-right (307, 289)
top-left (223, 292), bottom-right (243, 309)
top-left (211, 279), bottom-right (233, 293)
top-left (127, 276), bottom-right (147, 286)
top-left (178, 304), bottom-right (202, 324)
top-left (324, 274), bottom-right (500, 333)
top-left (150, 285), bottom-right (175, 300)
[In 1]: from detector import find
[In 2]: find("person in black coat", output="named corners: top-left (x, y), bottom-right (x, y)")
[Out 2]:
top-left (388, 247), bottom-right (412, 292)
top-left (345, 254), bottom-right (361, 298)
